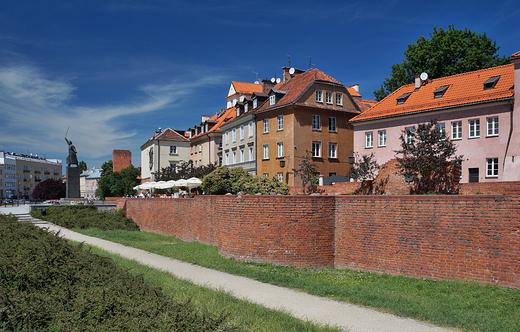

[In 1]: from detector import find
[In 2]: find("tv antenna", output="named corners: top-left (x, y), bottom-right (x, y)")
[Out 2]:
top-left (252, 71), bottom-right (259, 82)
top-left (305, 56), bottom-right (315, 69)
top-left (287, 54), bottom-right (291, 67)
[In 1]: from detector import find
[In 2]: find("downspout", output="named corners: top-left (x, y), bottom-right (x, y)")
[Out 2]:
top-left (253, 113), bottom-right (257, 175)
top-left (503, 98), bottom-right (514, 170)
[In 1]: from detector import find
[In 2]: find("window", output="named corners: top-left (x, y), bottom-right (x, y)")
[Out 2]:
top-left (328, 117), bottom-right (336, 132)
top-left (277, 142), bottom-right (284, 158)
top-left (263, 173), bottom-right (269, 177)
top-left (253, 99), bottom-right (257, 109)
top-left (486, 158), bottom-right (499, 177)
top-left (232, 128), bottom-right (236, 142)
top-left (277, 172), bottom-right (284, 183)
top-left (451, 121), bottom-right (462, 140)
top-left (316, 90), bottom-right (323, 103)
top-left (405, 127), bottom-right (415, 144)
top-left (378, 130), bottom-right (386, 147)
top-left (269, 94), bottom-right (275, 105)
top-left (169, 145), bottom-right (177, 155)
top-left (199, 145), bottom-right (202, 152)
top-left (469, 119), bottom-right (480, 138)
top-left (263, 145), bottom-right (269, 160)
top-left (240, 125), bottom-right (244, 140)
top-left (484, 76), bottom-right (500, 90)
top-left (436, 123), bottom-right (445, 137)
top-left (249, 147), bottom-right (254, 161)
top-left (244, 103), bottom-right (248, 113)
top-left (329, 143), bottom-right (337, 158)
top-left (232, 151), bottom-right (236, 164)
top-left (312, 115), bottom-right (321, 130)
top-left (365, 132), bottom-right (373, 148)
top-left (248, 121), bottom-right (254, 137)
top-left (240, 149), bottom-right (244, 162)
top-left (326, 91), bottom-right (332, 104)
top-left (277, 115), bottom-right (284, 130)
top-left (263, 118), bottom-right (269, 133)
top-left (433, 85), bottom-right (450, 98)
top-left (336, 93), bottom-right (342, 105)
top-left (225, 131), bottom-right (229, 145)
top-left (225, 153), bottom-right (229, 165)
top-left (218, 139), bottom-right (222, 148)
top-left (397, 92), bottom-right (412, 105)
top-left (487, 117), bottom-right (499, 136)
top-left (312, 142), bottom-right (321, 157)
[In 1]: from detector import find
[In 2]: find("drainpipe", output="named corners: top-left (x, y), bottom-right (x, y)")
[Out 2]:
top-left (503, 98), bottom-right (514, 170)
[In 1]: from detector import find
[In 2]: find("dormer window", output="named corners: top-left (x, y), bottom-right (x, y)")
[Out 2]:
top-left (245, 103), bottom-right (248, 113)
top-left (433, 85), bottom-right (450, 99)
top-left (253, 99), bottom-right (257, 108)
top-left (316, 90), bottom-right (323, 103)
top-left (269, 94), bottom-right (275, 106)
top-left (483, 76), bottom-right (500, 90)
top-left (236, 106), bottom-right (240, 117)
top-left (396, 92), bottom-right (412, 105)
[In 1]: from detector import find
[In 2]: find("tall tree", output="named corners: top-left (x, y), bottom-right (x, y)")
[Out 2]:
top-left (78, 160), bottom-right (87, 173)
top-left (394, 119), bottom-right (463, 194)
top-left (292, 151), bottom-right (318, 194)
top-left (96, 160), bottom-right (140, 198)
top-left (374, 25), bottom-right (509, 101)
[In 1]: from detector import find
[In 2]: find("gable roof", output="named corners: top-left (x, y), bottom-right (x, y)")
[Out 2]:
top-left (149, 128), bottom-right (189, 141)
top-left (351, 64), bottom-right (514, 123)
top-left (255, 68), bottom-right (360, 114)
top-left (230, 81), bottom-right (264, 95)
top-left (190, 106), bottom-right (237, 139)
top-left (511, 50), bottom-right (520, 59)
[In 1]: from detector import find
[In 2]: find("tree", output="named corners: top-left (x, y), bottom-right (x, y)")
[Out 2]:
top-left (96, 160), bottom-right (140, 198)
top-left (154, 160), bottom-right (217, 181)
top-left (348, 153), bottom-right (381, 194)
top-left (78, 160), bottom-right (87, 173)
top-left (292, 151), bottom-right (318, 194)
top-left (31, 178), bottom-right (66, 200)
top-left (374, 25), bottom-right (509, 101)
top-left (394, 119), bottom-right (463, 194)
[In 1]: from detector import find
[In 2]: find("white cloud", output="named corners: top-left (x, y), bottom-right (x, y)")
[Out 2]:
top-left (0, 64), bottom-right (226, 161)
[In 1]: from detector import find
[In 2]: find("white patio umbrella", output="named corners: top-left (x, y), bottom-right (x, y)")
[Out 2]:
top-left (156, 180), bottom-right (176, 189)
top-left (138, 182), bottom-right (156, 190)
top-left (186, 177), bottom-right (202, 189)
top-left (174, 179), bottom-right (188, 187)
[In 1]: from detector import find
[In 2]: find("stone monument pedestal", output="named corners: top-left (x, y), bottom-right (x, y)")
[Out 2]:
top-left (66, 166), bottom-right (81, 199)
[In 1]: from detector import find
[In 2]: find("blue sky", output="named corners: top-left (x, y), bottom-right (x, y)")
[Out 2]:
top-left (1, 0), bottom-right (518, 170)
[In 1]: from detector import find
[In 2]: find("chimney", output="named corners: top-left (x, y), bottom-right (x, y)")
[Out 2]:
top-left (415, 75), bottom-right (422, 89)
top-left (350, 84), bottom-right (360, 93)
top-left (201, 115), bottom-right (210, 122)
top-left (283, 67), bottom-right (292, 83)
top-left (261, 79), bottom-right (275, 93)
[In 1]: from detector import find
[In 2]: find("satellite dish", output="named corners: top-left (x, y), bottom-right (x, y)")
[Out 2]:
top-left (420, 72), bottom-right (428, 81)
top-left (276, 78), bottom-right (281, 83)
top-left (254, 80), bottom-right (260, 84)
top-left (289, 67), bottom-right (295, 75)
top-left (271, 78), bottom-right (276, 83)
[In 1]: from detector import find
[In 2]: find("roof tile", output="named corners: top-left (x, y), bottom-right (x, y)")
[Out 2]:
top-left (231, 81), bottom-right (264, 95)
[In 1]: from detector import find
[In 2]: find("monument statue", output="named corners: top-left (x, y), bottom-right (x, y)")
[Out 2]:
top-left (65, 127), bottom-right (78, 166)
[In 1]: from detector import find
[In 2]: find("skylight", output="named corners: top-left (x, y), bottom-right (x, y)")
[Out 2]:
top-left (483, 76), bottom-right (500, 90)
top-left (433, 85), bottom-right (450, 98)
top-left (396, 92), bottom-right (412, 105)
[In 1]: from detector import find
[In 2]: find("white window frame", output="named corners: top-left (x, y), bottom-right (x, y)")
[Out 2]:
top-left (249, 147), bottom-right (254, 161)
top-left (316, 90), bottom-right (323, 103)
top-left (263, 144), bottom-right (269, 160)
top-left (277, 142), bottom-right (284, 158)
top-left (469, 119), bottom-right (480, 138)
top-left (244, 103), bottom-right (248, 113)
top-left (336, 93), bottom-right (342, 105)
top-left (451, 121), bottom-right (462, 140)
top-left (253, 99), bottom-right (257, 109)
top-left (170, 145), bottom-right (177, 155)
top-left (378, 130), bottom-right (386, 147)
top-left (232, 151), bottom-right (236, 164)
top-left (487, 117), bottom-right (499, 137)
top-left (269, 94), bottom-right (275, 106)
top-left (225, 131), bottom-right (229, 145)
top-left (365, 132), bottom-right (374, 148)
top-left (240, 149), bottom-right (244, 163)
top-left (225, 153), bottom-right (229, 165)
top-left (248, 121), bottom-right (254, 137)
top-left (263, 118), bottom-right (269, 133)
top-left (312, 115), bottom-right (321, 130)
top-left (277, 172), bottom-right (283, 183)
top-left (328, 142), bottom-right (337, 158)
top-left (328, 117), bottom-right (336, 132)
top-left (232, 128), bottom-right (236, 142)
top-left (312, 142), bottom-right (321, 157)
top-left (277, 115), bottom-right (284, 130)
top-left (405, 127), bottom-right (415, 144)
top-left (325, 91), bottom-right (333, 104)
top-left (240, 125), bottom-right (244, 140)
top-left (436, 123), bottom-right (445, 137)
top-left (486, 158), bottom-right (499, 177)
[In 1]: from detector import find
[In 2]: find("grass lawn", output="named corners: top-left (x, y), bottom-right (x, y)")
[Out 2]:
top-left (80, 243), bottom-right (343, 332)
top-left (77, 228), bottom-right (520, 332)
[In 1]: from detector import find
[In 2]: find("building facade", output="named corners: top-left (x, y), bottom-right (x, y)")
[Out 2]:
top-left (113, 150), bottom-right (132, 172)
top-left (351, 58), bottom-right (519, 183)
top-left (80, 167), bottom-right (101, 199)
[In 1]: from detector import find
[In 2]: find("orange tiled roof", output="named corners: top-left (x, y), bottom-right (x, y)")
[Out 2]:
top-left (231, 81), bottom-right (264, 95)
top-left (190, 106), bottom-right (237, 139)
top-left (511, 50), bottom-right (520, 58)
top-left (149, 128), bottom-right (189, 141)
top-left (351, 64), bottom-right (514, 122)
top-left (255, 68), bottom-right (360, 114)
top-left (346, 87), bottom-right (361, 98)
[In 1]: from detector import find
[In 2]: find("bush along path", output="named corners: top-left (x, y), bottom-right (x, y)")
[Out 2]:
top-left (0, 214), bottom-right (236, 331)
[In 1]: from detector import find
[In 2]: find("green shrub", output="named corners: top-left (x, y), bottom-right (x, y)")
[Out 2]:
top-left (0, 215), bottom-right (235, 331)
top-left (31, 205), bottom-right (140, 231)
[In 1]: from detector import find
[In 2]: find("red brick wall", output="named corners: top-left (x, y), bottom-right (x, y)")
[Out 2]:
top-left (334, 195), bottom-right (520, 288)
top-left (114, 194), bottom-right (520, 288)
top-left (460, 181), bottom-right (520, 195)
top-left (216, 195), bottom-right (336, 268)
top-left (112, 150), bottom-right (132, 172)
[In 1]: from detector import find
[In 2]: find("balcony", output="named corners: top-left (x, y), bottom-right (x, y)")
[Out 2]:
top-left (44, 171), bottom-right (50, 174)
top-left (54, 172), bottom-right (60, 175)
top-left (23, 169), bottom-right (30, 173)
top-left (34, 170), bottom-right (41, 174)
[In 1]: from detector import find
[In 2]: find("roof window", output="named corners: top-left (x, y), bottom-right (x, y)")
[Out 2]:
top-left (483, 76), bottom-right (500, 90)
top-left (433, 85), bottom-right (450, 98)
top-left (396, 92), bottom-right (412, 105)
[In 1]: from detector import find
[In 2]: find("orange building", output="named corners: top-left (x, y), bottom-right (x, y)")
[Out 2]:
top-left (255, 68), bottom-right (363, 186)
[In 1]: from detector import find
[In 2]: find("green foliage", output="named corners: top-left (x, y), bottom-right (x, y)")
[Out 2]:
top-left (31, 205), bottom-right (140, 231)
top-left (374, 25), bottom-right (509, 100)
top-left (31, 178), bottom-right (66, 200)
top-left (394, 119), bottom-right (463, 194)
top-left (0, 215), bottom-right (236, 331)
top-left (201, 166), bottom-right (289, 195)
top-left (96, 160), bottom-right (140, 198)
top-left (292, 151), bottom-right (318, 193)
top-left (78, 160), bottom-right (88, 173)
top-left (155, 160), bottom-right (217, 181)
top-left (348, 153), bottom-right (380, 182)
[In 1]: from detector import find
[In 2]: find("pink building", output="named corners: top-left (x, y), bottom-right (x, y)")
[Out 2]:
top-left (351, 51), bottom-right (520, 183)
